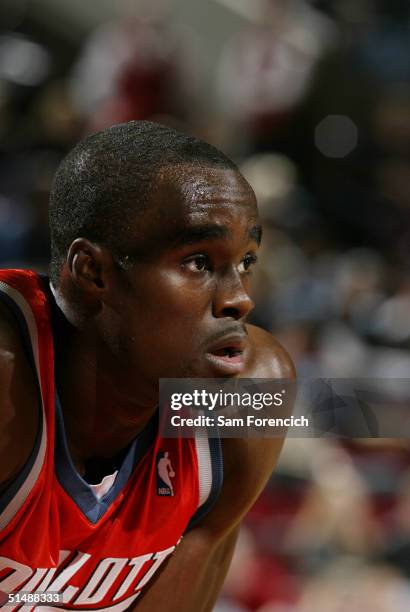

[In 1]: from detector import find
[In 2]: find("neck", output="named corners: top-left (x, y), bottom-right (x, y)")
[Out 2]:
top-left (54, 318), bottom-right (157, 465)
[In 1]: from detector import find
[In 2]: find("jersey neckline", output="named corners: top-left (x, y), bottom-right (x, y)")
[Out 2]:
top-left (54, 393), bottom-right (157, 523)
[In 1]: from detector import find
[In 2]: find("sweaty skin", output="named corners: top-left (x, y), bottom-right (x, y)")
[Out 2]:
top-left (0, 165), bottom-right (295, 610)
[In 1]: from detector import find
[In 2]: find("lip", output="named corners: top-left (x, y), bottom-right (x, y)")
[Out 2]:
top-left (205, 333), bottom-right (248, 375)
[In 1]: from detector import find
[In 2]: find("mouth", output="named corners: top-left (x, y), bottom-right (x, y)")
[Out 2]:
top-left (205, 334), bottom-right (248, 375)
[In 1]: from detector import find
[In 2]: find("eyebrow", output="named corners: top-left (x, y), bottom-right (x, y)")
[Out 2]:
top-left (171, 223), bottom-right (262, 248)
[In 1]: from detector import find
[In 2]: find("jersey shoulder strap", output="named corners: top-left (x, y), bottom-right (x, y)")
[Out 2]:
top-left (0, 269), bottom-right (52, 532)
top-left (186, 429), bottom-right (223, 530)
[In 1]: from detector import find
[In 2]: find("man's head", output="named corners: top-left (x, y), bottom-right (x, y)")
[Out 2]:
top-left (49, 121), bottom-right (260, 396)
top-left (49, 121), bottom-right (240, 286)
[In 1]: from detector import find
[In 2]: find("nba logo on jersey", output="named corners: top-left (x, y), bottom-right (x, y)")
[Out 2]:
top-left (156, 451), bottom-right (175, 496)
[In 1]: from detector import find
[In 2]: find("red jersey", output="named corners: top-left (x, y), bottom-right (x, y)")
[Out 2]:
top-left (0, 270), bottom-right (223, 610)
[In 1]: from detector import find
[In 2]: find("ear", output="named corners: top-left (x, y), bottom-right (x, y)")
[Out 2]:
top-left (67, 238), bottom-right (112, 295)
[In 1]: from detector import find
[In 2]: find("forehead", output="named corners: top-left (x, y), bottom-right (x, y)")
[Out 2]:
top-left (146, 164), bottom-right (259, 246)
top-left (173, 164), bottom-right (257, 212)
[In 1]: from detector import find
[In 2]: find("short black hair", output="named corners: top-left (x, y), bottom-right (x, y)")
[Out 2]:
top-left (49, 120), bottom-right (238, 286)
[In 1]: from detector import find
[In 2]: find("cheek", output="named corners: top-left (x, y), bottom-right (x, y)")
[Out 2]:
top-left (137, 271), bottom-right (212, 319)
top-left (125, 272), bottom-right (212, 345)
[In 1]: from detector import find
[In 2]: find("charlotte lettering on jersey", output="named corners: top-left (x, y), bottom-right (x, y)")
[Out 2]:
top-left (0, 544), bottom-right (176, 609)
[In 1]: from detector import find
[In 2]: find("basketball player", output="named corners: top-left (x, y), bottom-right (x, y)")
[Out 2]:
top-left (0, 122), bottom-right (294, 611)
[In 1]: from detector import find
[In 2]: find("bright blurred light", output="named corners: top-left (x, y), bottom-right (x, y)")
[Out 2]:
top-left (240, 153), bottom-right (297, 217)
top-left (0, 35), bottom-right (51, 86)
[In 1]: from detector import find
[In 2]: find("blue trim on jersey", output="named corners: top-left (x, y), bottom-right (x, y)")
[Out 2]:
top-left (185, 434), bottom-right (224, 531)
top-left (54, 395), bottom-right (158, 523)
top-left (0, 287), bottom-right (43, 514)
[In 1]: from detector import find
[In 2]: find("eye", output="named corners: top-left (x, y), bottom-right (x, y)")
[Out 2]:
top-left (238, 253), bottom-right (258, 273)
top-left (183, 254), bottom-right (211, 273)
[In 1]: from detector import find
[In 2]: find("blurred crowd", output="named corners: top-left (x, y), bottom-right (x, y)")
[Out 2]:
top-left (0, 0), bottom-right (409, 609)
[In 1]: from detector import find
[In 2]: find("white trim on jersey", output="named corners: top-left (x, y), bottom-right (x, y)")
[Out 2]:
top-left (0, 281), bottom-right (47, 531)
top-left (194, 428), bottom-right (213, 508)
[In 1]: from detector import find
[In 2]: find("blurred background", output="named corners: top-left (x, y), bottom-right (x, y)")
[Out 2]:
top-left (0, 0), bottom-right (409, 609)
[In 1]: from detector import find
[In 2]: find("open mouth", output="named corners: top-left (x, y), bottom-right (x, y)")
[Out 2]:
top-left (205, 331), bottom-right (248, 374)
top-left (210, 346), bottom-right (243, 359)
top-left (205, 337), bottom-right (247, 373)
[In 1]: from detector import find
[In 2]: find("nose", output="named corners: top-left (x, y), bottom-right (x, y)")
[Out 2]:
top-left (212, 270), bottom-right (255, 320)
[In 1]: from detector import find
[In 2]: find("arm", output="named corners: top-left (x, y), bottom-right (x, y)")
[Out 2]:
top-left (128, 524), bottom-right (240, 612)
top-left (132, 327), bottom-right (295, 611)
top-left (0, 303), bottom-right (39, 492)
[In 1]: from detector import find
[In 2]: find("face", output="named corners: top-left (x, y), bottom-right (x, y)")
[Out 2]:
top-left (105, 165), bottom-right (260, 395)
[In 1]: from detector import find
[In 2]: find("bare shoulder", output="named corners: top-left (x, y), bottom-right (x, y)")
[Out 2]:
top-left (245, 323), bottom-right (296, 378)
top-left (0, 302), bottom-right (39, 492)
